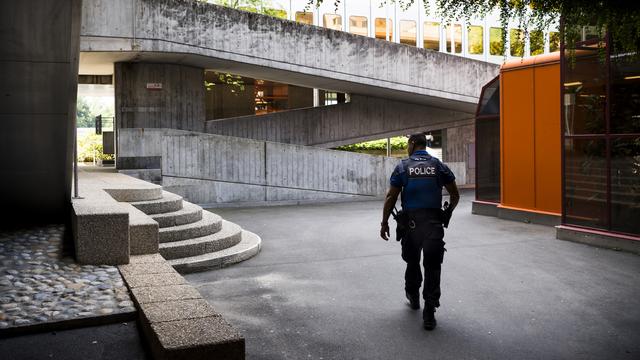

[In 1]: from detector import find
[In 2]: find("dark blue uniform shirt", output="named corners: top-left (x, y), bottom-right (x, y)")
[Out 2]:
top-left (389, 150), bottom-right (456, 210)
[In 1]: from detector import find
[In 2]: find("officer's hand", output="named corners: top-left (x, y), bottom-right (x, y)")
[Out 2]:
top-left (380, 222), bottom-right (390, 241)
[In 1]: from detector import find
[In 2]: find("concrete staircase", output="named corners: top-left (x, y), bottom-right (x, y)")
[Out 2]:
top-left (128, 191), bottom-right (261, 274)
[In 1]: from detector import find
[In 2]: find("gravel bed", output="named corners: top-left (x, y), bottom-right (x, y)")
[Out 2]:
top-left (0, 225), bottom-right (135, 329)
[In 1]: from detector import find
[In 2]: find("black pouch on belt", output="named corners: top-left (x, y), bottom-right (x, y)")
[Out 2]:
top-left (392, 208), bottom-right (409, 242)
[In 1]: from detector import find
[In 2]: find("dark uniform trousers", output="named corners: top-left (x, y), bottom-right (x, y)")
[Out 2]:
top-left (401, 209), bottom-right (446, 309)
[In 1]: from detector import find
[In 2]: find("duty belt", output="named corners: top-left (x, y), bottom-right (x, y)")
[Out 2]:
top-left (405, 208), bottom-right (443, 229)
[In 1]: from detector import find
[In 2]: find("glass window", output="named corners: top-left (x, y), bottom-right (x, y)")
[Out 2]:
top-left (611, 51), bottom-right (640, 134)
top-left (509, 28), bottom-right (525, 57)
top-left (323, 14), bottom-right (342, 31)
top-left (445, 24), bottom-right (462, 53)
top-left (325, 92), bottom-right (337, 105)
top-left (489, 27), bottom-right (504, 56)
top-left (563, 47), bottom-right (607, 135)
top-left (295, 11), bottom-right (313, 25)
top-left (475, 77), bottom-right (500, 203)
top-left (530, 30), bottom-right (544, 55)
top-left (349, 16), bottom-right (368, 36)
top-left (399, 20), bottom-right (417, 46)
top-left (610, 137), bottom-right (640, 235)
top-left (549, 31), bottom-right (560, 52)
top-left (375, 18), bottom-right (393, 40)
top-left (564, 138), bottom-right (608, 230)
top-left (423, 21), bottom-right (440, 50)
top-left (468, 25), bottom-right (483, 55)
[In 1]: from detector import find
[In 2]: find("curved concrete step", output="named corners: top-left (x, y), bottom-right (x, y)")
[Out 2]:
top-left (151, 201), bottom-right (203, 228)
top-left (104, 185), bottom-right (163, 202)
top-left (159, 211), bottom-right (222, 243)
top-left (130, 191), bottom-right (183, 215)
top-left (168, 230), bottom-right (262, 274)
top-left (159, 220), bottom-right (242, 260)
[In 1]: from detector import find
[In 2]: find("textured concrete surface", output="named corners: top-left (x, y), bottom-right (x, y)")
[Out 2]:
top-left (0, 0), bottom-right (81, 224)
top-left (123, 272), bottom-right (188, 289)
top-left (149, 316), bottom-right (244, 360)
top-left (205, 94), bottom-right (472, 148)
top-left (187, 192), bottom-right (640, 360)
top-left (79, 0), bottom-right (498, 111)
top-left (120, 254), bottom-right (245, 360)
top-left (0, 322), bottom-right (149, 360)
top-left (168, 229), bottom-right (261, 274)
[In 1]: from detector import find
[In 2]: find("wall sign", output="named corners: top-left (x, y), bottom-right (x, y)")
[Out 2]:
top-left (146, 83), bottom-right (163, 90)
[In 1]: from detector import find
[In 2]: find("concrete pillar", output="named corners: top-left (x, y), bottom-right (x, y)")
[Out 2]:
top-left (0, 0), bottom-right (82, 224)
top-left (444, 123), bottom-right (476, 185)
top-left (115, 63), bottom-right (205, 132)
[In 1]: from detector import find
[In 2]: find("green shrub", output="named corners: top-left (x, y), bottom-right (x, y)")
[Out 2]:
top-left (335, 136), bottom-right (408, 152)
top-left (77, 133), bottom-right (111, 162)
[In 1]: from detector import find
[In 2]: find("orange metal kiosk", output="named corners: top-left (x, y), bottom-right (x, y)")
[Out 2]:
top-left (474, 53), bottom-right (562, 225)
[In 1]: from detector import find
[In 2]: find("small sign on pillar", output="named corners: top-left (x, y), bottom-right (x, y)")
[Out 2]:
top-left (146, 83), bottom-right (163, 90)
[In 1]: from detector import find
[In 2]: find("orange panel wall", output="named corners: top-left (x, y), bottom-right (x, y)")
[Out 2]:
top-left (500, 57), bottom-right (561, 215)
top-left (533, 64), bottom-right (561, 214)
top-left (501, 69), bottom-right (535, 209)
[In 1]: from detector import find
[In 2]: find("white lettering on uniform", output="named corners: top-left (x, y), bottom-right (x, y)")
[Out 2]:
top-left (409, 166), bottom-right (436, 176)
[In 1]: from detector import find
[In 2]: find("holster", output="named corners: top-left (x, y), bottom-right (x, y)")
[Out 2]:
top-left (392, 209), bottom-right (409, 242)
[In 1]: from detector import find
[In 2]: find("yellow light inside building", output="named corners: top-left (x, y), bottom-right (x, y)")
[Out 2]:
top-left (563, 82), bottom-right (582, 87)
top-left (623, 75), bottom-right (640, 80)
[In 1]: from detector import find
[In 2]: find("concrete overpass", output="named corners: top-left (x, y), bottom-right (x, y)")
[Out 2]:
top-left (79, 0), bottom-right (498, 114)
top-left (77, 0), bottom-right (499, 202)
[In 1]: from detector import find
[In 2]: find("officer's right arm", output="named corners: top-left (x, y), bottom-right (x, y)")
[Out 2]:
top-left (381, 186), bottom-right (401, 241)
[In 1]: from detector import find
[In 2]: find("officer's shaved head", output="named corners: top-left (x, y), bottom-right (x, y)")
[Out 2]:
top-left (408, 133), bottom-right (427, 148)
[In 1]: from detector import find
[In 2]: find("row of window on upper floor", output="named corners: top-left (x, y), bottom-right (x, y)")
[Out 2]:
top-left (295, 12), bottom-right (560, 57)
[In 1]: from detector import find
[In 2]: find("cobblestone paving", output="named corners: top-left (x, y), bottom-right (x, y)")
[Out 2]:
top-left (0, 225), bottom-right (135, 329)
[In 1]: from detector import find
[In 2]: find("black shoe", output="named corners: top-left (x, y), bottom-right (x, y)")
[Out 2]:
top-left (406, 291), bottom-right (420, 310)
top-left (423, 307), bottom-right (437, 330)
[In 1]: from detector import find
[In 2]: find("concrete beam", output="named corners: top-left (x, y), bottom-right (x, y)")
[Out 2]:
top-left (79, 0), bottom-right (499, 112)
top-left (206, 94), bottom-right (473, 148)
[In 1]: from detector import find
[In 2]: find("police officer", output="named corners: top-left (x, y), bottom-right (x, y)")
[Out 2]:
top-left (380, 133), bottom-right (459, 331)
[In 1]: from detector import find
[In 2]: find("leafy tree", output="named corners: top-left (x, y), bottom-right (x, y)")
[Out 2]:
top-left (206, 0), bottom-right (287, 19)
top-left (76, 96), bottom-right (94, 128)
top-left (306, 0), bottom-right (640, 58)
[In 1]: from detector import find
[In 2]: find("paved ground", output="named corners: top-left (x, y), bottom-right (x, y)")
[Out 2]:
top-left (192, 192), bottom-right (640, 360)
top-left (0, 321), bottom-right (148, 360)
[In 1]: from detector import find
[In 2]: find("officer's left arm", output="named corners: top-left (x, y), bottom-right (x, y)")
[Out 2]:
top-left (380, 186), bottom-right (401, 241)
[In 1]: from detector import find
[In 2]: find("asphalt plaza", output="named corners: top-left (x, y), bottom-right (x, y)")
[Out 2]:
top-left (190, 192), bottom-right (640, 360)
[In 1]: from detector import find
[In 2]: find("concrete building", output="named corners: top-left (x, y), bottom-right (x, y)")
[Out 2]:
top-left (77, 0), bottom-right (504, 205)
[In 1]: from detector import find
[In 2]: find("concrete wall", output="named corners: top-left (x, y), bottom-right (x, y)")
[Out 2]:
top-left (80, 0), bottom-right (499, 112)
top-left (115, 62), bottom-right (205, 131)
top-left (0, 0), bottom-right (81, 224)
top-left (118, 129), bottom-right (401, 205)
top-left (206, 95), bottom-right (473, 148)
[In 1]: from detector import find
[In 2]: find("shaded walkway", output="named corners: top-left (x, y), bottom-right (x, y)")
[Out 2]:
top-left (187, 192), bottom-right (640, 360)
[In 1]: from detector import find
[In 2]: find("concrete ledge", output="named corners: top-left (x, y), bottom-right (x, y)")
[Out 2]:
top-left (140, 298), bottom-right (220, 324)
top-left (471, 200), bottom-right (499, 217)
top-left (119, 255), bottom-right (245, 360)
top-left (556, 225), bottom-right (640, 255)
top-left (104, 186), bottom-right (162, 202)
top-left (71, 208), bottom-right (130, 265)
top-left (0, 309), bottom-right (137, 338)
top-left (123, 272), bottom-right (188, 289)
top-left (497, 206), bottom-right (561, 226)
top-left (130, 191), bottom-right (183, 215)
top-left (126, 204), bottom-right (159, 255)
top-left (148, 316), bottom-right (245, 360)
